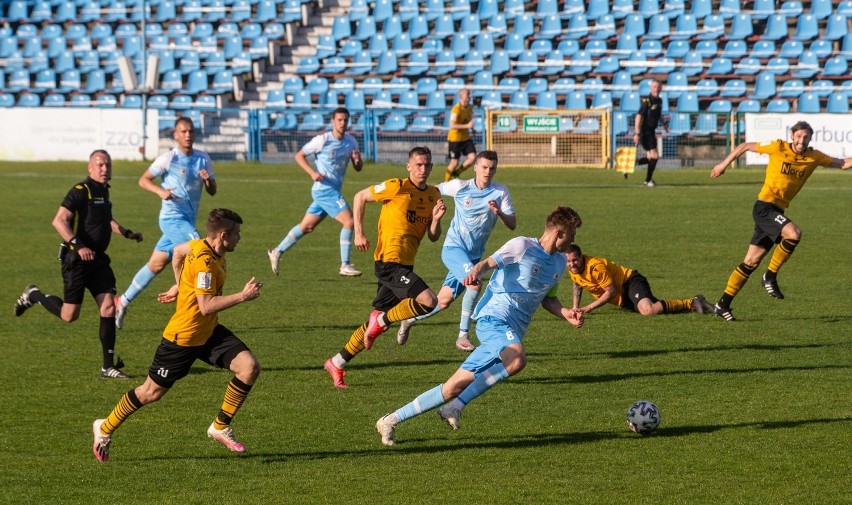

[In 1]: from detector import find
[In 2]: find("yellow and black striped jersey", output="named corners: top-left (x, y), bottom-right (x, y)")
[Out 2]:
top-left (163, 238), bottom-right (225, 346)
top-left (369, 178), bottom-right (440, 265)
top-left (756, 140), bottom-right (835, 209)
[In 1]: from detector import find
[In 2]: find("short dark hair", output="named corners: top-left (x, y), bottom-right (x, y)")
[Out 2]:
top-left (408, 146), bottom-right (432, 160)
top-left (566, 244), bottom-right (582, 256)
top-left (546, 206), bottom-right (582, 231)
top-left (790, 121), bottom-right (813, 136)
top-left (333, 107), bottom-right (351, 120)
top-left (207, 208), bottom-right (243, 235)
top-left (476, 150), bottom-right (498, 164)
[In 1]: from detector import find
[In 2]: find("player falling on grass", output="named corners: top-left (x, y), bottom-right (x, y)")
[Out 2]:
top-left (267, 107), bottom-right (364, 277)
top-left (565, 244), bottom-right (713, 317)
top-left (710, 120), bottom-right (852, 321)
top-left (375, 206), bottom-right (584, 446)
top-left (324, 146), bottom-right (446, 388)
top-left (115, 117), bottom-right (217, 329)
top-left (14, 150), bottom-right (143, 379)
top-left (396, 150), bottom-right (516, 352)
top-left (92, 209), bottom-right (263, 462)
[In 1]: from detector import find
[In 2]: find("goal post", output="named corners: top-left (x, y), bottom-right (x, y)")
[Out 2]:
top-left (485, 109), bottom-right (611, 168)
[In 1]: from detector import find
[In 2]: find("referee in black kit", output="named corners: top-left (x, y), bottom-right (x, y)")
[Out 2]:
top-left (14, 150), bottom-right (143, 379)
top-left (633, 79), bottom-right (664, 187)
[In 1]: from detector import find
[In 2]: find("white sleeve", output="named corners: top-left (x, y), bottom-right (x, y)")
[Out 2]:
top-left (148, 151), bottom-right (172, 178)
top-left (438, 178), bottom-right (464, 197)
top-left (495, 183), bottom-right (514, 214)
top-left (301, 134), bottom-right (326, 157)
top-left (492, 237), bottom-right (530, 268)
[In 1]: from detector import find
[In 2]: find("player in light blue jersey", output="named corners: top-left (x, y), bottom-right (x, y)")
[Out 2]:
top-left (115, 117), bottom-right (216, 329)
top-left (374, 206), bottom-right (584, 446)
top-left (396, 151), bottom-right (516, 351)
top-left (267, 107), bottom-right (364, 277)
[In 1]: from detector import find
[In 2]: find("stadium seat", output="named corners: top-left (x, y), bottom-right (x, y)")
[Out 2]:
top-left (512, 51), bottom-right (539, 77)
top-left (693, 113), bottom-right (719, 134)
top-left (17, 93), bottom-right (42, 107)
top-left (32, 69), bottom-right (57, 92)
top-left (508, 91), bottom-right (529, 109)
top-left (821, 57), bottom-right (849, 78)
top-left (792, 14), bottom-right (818, 41)
top-left (792, 51), bottom-right (820, 79)
top-left (473, 32), bottom-right (495, 57)
top-left (615, 33), bottom-right (638, 56)
top-left (381, 113), bottom-right (407, 132)
top-left (645, 14), bottom-right (670, 40)
top-left (592, 55), bottom-right (619, 74)
top-left (676, 92), bottom-right (698, 112)
top-left (481, 90), bottom-right (501, 109)
top-left (95, 93), bottom-right (118, 108)
top-left (383, 15), bottom-right (403, 40)
top-left (43, 93), bottom-right (66, 107)
top-left (765, 99), bottom-right (790, 112)
top-left (427, 50), bottom-right (456, 76)
top-left (810, 80), bottom-right (835, 98)
top-left (408, 115), bottom-right (435, 132)
top-left (695, 79), bottom-right (718, 98)
top-left (778, 40), bottom-right (804, 60)
top-left (591, 90), bottom-right (613, 109)
top-left (83, 69), bottom-right (107, 95)
top-left (589, 14), bottom-right (616, 40)
top-left (707, 99), bottom-right (732, 113)
top-left (403, 50), bottom-right (429, 77)
top-left (565, 13), bottom-right (590, 39)
top-left (667, 112), bottom-right (690, 134)
top-left (331, 17), bottom-right (351, 42)
top-left (761, 14), bottom-right (787, 40)
top-left (296, 112), bottom-right (324, 131)
top-left (487, 13), bottom-right (507, 36)
top-left (619, 91), bottom-right (641, 113)
top-left (751, 0), bottom-right (776, 19)
top-left (777, 80), bottom-right (804, 99)
top-left (639, 40), bottom-right (663, 58)
top-left (566, 50), bottom-right (593, 76)
top-left (796, 92), bottom-right (820, 113)
top-left (565, 91), bottom-right (587, 110)
top-left (621, 14), bottom-right (644, 38)
top-left (734, 58), bottom-right (761, 76)
top-left (271, 113), bottom-right (298, 131)
top-left (826, 93), bottom-right (850, 114)
top-left (536, 14), bottom-right (562, 41)
top-left (574, 118), bottom-right (600, 133)
top-left (749, 73), bottom-right (777, 100)
top-left (735, 99), bottom-right (760, 113)
top-left (823, 14), bottom-right (848, 41)
top-left (534, 91), bottom-right (557, 110)
top-left (391, 32), bottom-right (413, 57)
top-left (611, 0), bottom-right (634, 19)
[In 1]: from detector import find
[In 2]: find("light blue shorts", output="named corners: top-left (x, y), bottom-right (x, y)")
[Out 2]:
top-left (460, 316), bottom-right (523, 374)
top-left (441, 247), bottom-right (479, 299)
top-left (307, 189), bottom-right (349, 219)
top-left (155, 217), bottom-right (200, 255)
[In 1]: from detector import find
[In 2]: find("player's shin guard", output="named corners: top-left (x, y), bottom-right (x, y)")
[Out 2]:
top-left (342, 323), bottom-right (369, 358)
top-left (124, 265), bottom-right (158, 304)
top-left (721, 262), bottom-right (756, 303)
top-left (660, 299), bottom-right (691, 314)
top-left (457, 362), bottom-right (509, 405)
top-left (767, 238), bottom-right (799, 275)
top-left (99, 316), bottom-right (117, 369)
top-left (214, 377), bottom-right (253, 430)
top-left (101, 389), bottom-right (144, 435)
top-left (395, 384), bottom-right (445, 422)
top-left (459, 288), bottom-right (480, 332)
top-left (386, 299), bottom-right (434, 323)
top-left (340, 228), bottom-right (354, 264)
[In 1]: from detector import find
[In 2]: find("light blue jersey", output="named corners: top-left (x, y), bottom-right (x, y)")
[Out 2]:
top-left (302, 131), bottom-right (360, 194)
top-left (438, 179), bottom-right (514, 259)
top-left (149, 147), bottom-right (213, 224)
top-left (472, 237), bottom-right (566, 338)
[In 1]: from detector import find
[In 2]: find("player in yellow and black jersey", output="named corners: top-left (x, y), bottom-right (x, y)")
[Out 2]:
top-left (325, 146), bottom-right (446, 388)
top-left (92, 209), bottom-right (264, 462)
top-left (444, 88), bottom-right (476, 181)
top-left (709, 121), bottom-right (852, 321)
top-left (565, 245), bottom-right (713, 317)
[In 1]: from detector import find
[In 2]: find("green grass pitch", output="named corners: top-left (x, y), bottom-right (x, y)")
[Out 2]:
top-left (0, 160), bottom-right (850, 504)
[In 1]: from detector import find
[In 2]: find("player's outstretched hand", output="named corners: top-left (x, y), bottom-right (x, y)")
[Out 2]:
top-left (566, 308), bottom-right (584, 328)
top-left (710, 163), bottom-right (727, 178)
top-left (158, 284), bottom-right (179, 304)
top-left (243, 277), bottom-right (263, 302)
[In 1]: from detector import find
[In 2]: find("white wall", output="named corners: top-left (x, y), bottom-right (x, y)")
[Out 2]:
top-left (744, 113), bottom-right (852, 165)
top-left (0, 108), bottom-right (159, 161)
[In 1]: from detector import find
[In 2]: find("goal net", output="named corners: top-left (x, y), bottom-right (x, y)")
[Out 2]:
top-left (485, 109), bottom-right (611, 168)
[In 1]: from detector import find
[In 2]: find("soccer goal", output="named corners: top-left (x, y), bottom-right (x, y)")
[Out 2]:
top-left (485, 109), bottom-right (611, 168)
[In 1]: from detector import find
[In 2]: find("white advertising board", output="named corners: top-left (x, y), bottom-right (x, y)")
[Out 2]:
top-left (0, 108), bottom-right (159, 161)
top-left (743, 113), bottom-right (852, 165)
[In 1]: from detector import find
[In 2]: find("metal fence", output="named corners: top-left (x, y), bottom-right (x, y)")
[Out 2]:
top-left (179, 107), bottom-right (745, 167)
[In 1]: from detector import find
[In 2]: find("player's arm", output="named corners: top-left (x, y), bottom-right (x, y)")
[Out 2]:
top-left (463, 256), bottom-right (498, 287)
top-left (295, 149), bottom-right (324, 181)
top-left (489, 200), bottom-right (517, 230)
top-left (158, 241), bottom-right (191, 303)
top-left (828, 157), bottom-right (852, 170)
top-left (200, 168), bottom-right (216, 196)
top-left (428, 198), bottom-right (446, 242)
top-left (542, 295), bottom-right (583, 328)
top-left (572, 282), bottom-right (583, 310)
top-left (711, 142), bottom-right (758, 178)
top-left (52, 204), bottom-right (95, 260)
top-left (109, 219), bottom-right (143, 242)
top-left (579, 284), bottom-right (617, 314)
top-left (196, 277), bottom-right (262, 315)
top-left (353, 186), bottom-right (376, 251)
top-left (139, 170), bottom-right (172, 200)
top-left (351, 150), bottom-right (363, 172)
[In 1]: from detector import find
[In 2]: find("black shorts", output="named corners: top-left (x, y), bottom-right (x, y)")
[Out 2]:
top-left (60, 252), bottom-right (116, 304)
top-left (448, 140), bottom-right (476, 160)
top-left (372, 261), bottom-right (430, 312)
top-left (751, 200), bottom-right (788, 249)
top-left (638, 131), bottom-right (658, 152)
top-left (148, 324), bottom-right (250, 388)
top-left (620, 272), bottom-right (657, 312)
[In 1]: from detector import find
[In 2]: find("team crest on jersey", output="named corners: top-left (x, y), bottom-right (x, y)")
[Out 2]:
top-left (197, 272), bottom-right (212, 289)
top-left (464, 198), bottom-right (471, 207)
top-left (532, 265), bottom-right (540, 275)
top-left (373, 182), bottom-right (386, 193)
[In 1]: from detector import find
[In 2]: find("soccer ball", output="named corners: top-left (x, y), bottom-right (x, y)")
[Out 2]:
top-left (627, 400), bottom-right (660, 435)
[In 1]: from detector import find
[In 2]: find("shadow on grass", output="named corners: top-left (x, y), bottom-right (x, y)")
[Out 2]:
top-left (514, 364), bottom-right (850, 385)
top-left (570, 342), bottom-right (832, 359)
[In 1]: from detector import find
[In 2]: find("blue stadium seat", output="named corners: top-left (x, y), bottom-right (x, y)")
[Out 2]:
top-left (566, 50), bottom-right (592, 76)
top-left (348, 51), bottom-right (373, 76)
top-left (271, 113), bottom-right (298, 131)
top-left (619, 91), bottom-right (641, 113)
top-left (57, 69), bottom-right (82, 92)
top-left (280, 0), bottom-right (300, 23)
top-left (315, 35), bottom-right (335, 59)
top-left (43, 93), bottom-right (67, 107)
top-left (331, 17), bottom-right (351, 41)
top-left (409, 115), bottom-right (435, 132)
top-left (487, 49), bottom-right (509, 75)
top-left (415, 76), bottom-right (438, 96)
top-left (639, 40), bottom-right (663, 58)
top-left (589, 14), bottom-right (616, 40)
top-left (780, 0), bottom-right (803, 17)
top-left (796, 92), bottom-right (820, 113)
top-left (695, 78), bottom-right (718, 98)
top-left (667, 112), bottom-right (690, 134)
top-left (696, 13), bottom-right (724, 40)
top-left (821, 56), bottom-right (848, 78)
top-left (751, 0), bottom-right (776, 19)
top-left (503, 0), bottom-right (524, 19)
top-left (320, 56), bottom-right (346, 74)
top-left (535, 50), bottom-right (563, 76)
top-left (792, 51), bottom-right (819, 79)
top-left (810, 80), bottom-right (835, 97)
top-left (95, 93), bottom-right (118, 108)
top-left (761, 14), bottom-right (787, 40)
top-left (750, 40), bottom-right (776, 58)
top-left (574, 118), bottom-right (600, 133)
top-left (381, 113), bottom-right (407, 132)
top-left (765, 57), bottom-right (790, 76)
top-left (403, 50), bottom-right (429, 76)
top-left (792, 14), bottom-right (818, 41)
top-left (676, 92), bottom-right (698, 112)
top-left (737, 99), bottom-right (761, 112)
top-left (565, 13), bottom-right (590, 39)
top-left (621, 14), bottom-right (644, 38)
top-left (707, 99), bottom-right (732, 112)
top-left (185, 70), bottom-right (208, 94)
top-left (779, 40), bottom-right (804, 59)
top-left (508, 91), bottom-right (529, 109)
top-left (765, 99), bottom-right (790, 112)
top-left (645, 14), bottom-right (670, 40)
top-left (512, 51), bottom-right (539, 77)
top-left (726, 13), bottom-right (755, 40)
top-left (458, 50), bottom-right (485, 76)
top-left (384, 15), bottom-right (403, 40)
top-left (611, 0), bottom-right (634, 19)
top-left (536, 14), bottom-right (562, 40)
top-left (638, 0), bottom-right (660, 18)
top-left (254, 0), bottom-right (277, 23)
top-left (298, 112), bottom-right (326, 131)
top-left (423, 90), bottom-right (444, 110)
top-left (694, 113), bottom-right (719, 134)
top-left (17, 93), bottom-right (42, 107)
top-left (33, 69), bottom-right (56, 92)
top-left (368, 33), bottom-right (388, 57)
top-left (615, 33), bottom-right (638, 56)
top-left (487, 13), bottom-right (507, 36)
top-left (392, 32), bottom-right (413, 57)
top-left (810, 0), bottom-right (832, 18)
top-left (823, 14), bottom-right (848, 41)
top-left (473, 32), bottom-right (495, 56)
top-left (718, 79), bottom-right (746, 98)
top-left (826, 93), bottom-right (850, 113)
top-left (749, 72), bottom-right (776, 100)
top-left (377, 50), bottom-right (398, 74)
top-left (734, 57), bottom-right (761, 76)
top-left (105, 1), bottom-right (127, 23)
top-left (450, 0), bottom-right (472, 21)
top-left (665, 71), bottom-right (688, 99)
top-left (778, 80), bottom-right (805, 98)
top-left (504, 33), bottom-right (525, 58)
top-left (449, 32), bottom-right (470, 58)
top-left (584, 39), bottom-right (608, 58)
top-left (535, 91), bottom-right (557, 109)
top-left (591, 90), bottom-right (613, 109)
top-left (408, 14), bottom-right (429, 40)
top-left (564, 91), bottom-right (586, 110)
top-left (55, 1), bottom-right (77, 23)
top-left (344, 89), bottom-right (366, 112)
top-left (587, 0), bottom-right (610, 19)
top-left (428, 50), bottom-right (456, 76)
